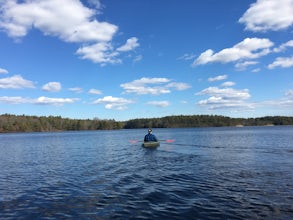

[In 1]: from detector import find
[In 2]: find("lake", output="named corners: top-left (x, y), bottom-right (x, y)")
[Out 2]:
top-left (0, 126), bottom-right (293, 219)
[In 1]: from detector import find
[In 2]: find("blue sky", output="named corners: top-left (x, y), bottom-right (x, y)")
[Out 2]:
top-left (0, 0), bottom-right (293, 121)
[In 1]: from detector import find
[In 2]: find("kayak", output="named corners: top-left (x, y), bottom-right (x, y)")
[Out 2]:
top-left (142, 141), bottom-right (160, 148)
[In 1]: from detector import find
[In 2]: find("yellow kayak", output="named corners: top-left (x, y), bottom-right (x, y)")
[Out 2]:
top-left (142, 141), bottom-right (160, 148)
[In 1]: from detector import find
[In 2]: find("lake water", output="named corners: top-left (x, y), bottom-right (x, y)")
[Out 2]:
top-left (0, 126), bottom-right (293, 219)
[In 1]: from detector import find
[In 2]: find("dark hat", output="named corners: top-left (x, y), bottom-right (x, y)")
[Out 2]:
top-left (148, 129), bottom-right (152, 133)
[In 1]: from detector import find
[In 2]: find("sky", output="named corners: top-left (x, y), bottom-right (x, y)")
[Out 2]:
top-left (0, 0), bottom-right (293, 121)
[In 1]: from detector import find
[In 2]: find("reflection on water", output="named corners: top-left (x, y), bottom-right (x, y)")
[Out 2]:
top-left (0, 127), bottom-right (293, 219)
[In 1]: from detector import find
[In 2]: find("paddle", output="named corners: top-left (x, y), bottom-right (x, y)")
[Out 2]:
top-left (129, 140), bottom-right (140, 144)
top-left (165, 139), bottom-right (175, 143)
top-left (130, 139), bottom-right (224, 148)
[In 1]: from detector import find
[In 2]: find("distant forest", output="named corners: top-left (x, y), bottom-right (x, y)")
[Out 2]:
top-left (123, 115), bottom-right (293, 128)
top-left (0, 114), bottom-right (122, 133)
top-left (0, 114), bottom-right (293, 133)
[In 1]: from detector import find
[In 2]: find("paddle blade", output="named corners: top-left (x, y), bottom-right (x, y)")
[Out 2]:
top-left (165, 139), bottom-right (175, 143)
top-left (129, 140), bottom-right (139, 143)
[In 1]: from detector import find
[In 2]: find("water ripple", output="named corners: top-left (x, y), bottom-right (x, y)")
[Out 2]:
top-left (1, 128), bottom-right (293, 219)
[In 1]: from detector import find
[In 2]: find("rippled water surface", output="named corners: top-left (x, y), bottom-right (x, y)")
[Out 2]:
top-left (1, 126), bottom-right (293, 219)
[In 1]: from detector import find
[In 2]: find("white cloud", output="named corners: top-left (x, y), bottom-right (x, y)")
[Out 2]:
top-left (0, 0), bottom-right (139, 65)
top-left (192, 49), bottom-right (214, 66)
top-left (177, 53), bottom-right (197, 61)
top-left (0, 96), bottom-right (28, 104)
top-left (196, 86), bottom-right (252, 110)
top-left (0, 75), bottom-right (35, 89)
top-left (0, 68), bottom-right (8, 74)
top-left (252, 68), bottom-right (261, 73)
top-left (268, 56), bottom-right (293, 69)
top-left (277, 99), bottom-right (293, 107)
top-left (0, 96), bottom-right (78, 106)
top-left (166, 82), bottom-right (191, 90)
top-left (117, 37), bottom-right (139, 52)
top-left (196, 87), bottom-right (293, 112)
top-left (274, 40), bottom-right (293, 53)
top-left (147, 101), bottom-right (170, 107)
top-left (286, 89), bottom-right (293, 97)
top-left (133, 55), bottom-right (143, 63)
top-left (42, 82), bottom-right (61, 92)
top-left (192, 38), bottom-right (273, 66)
top-left (76, 42), bottom-right (120, 65)
top-left (121, 77), bottom-right (171, 95)
top-left (69, 87), bottom-right (83, 93)
top-left (221, 81), bottom-right (235, 87)
top-left (239, 0), bottom-right (293, 32)
top-left (76, 38), bottom-right (140, 64)
top-left (197, 97), bottom-right (254, 110)
top-left (0, 0), bottom-right (117, 42)
top-left (88, 88), bottom-right (102, 95)
top-left (120, 77), bottom-right (190, 95)
top-left (258, 89), bottom-right (293, 108)
top-left (208, 75), bottom-right (227, 82)
top-left (132, 77), bottom-right (170, 84)
top-left (93, 96), bottom-right (134, 110)
top-left (235, 61), bottom-right (259, 70)
top-left (197, 87), bottom-right (250, 100)
top-left (35, 96), bottom-right (78, 105)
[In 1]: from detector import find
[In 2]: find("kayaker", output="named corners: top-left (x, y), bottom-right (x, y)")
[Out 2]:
top-left (144, 129), bottom-right (158, 142)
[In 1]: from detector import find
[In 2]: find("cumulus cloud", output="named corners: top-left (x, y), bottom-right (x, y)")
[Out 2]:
top-left (76, 42), bottom-right (121, 65)
top-left (0, 96), bottom-right (28, 104)
top-left (88, 88), bottom-right (102, 95)
top-left (35, 96), bottom-right (78, 105)
top-left (198, 87), bottom-right (250, 99)
top-left (197, 97), bottom-right (253, 110)
top-left (239, 0), bottom-right (293, 32)
top-left (235, 61), bottom-right (259, 70)
top-left (42, 82), bottom-right (62, 92)
top-left (120, 77), bottom-right (190, 95)
top-left (0, 0), bottom-right (139, 65)
top-left (268, 56), bottom-right (293, 69)
top-left (208, 75), bottom-right (227, 82)
top-left (273, 40), bottom-right (293, 53)
top-left (192, 38), bottom-right (273, 66)
top-left (133, 55), bottom-right (143, 63)
top-left (258, 89), bottom-right (293, 108)
top-left (121, 77), bottom-right (171, 95)
top-left (147, 101), bottom-right (170, 107)
top-left (0, 96), bottom-right (78, 106)
top-left (92, 96), bottom-right (134, 110)
top-left (76, 38), bottom-right (141, 64)
top-left (166, 82), bottom-right (191, 91)
top-left (0, 68), bottom-right (8, 74)
top-left (0, 75), bottom-right (35, 89)
top-left (117, 37), bottom-right (139, 52)
top-left (69, 87), bottom-right (83, 93)
top-left (196, 87), bottom-right (252, 110)
top-left (0, 0), bottom-right (117, 41)
top-left (221, 81), bottom-right (235, 87)
top-left (177, 53), bottom-right (197, 61)
top-left (196, 85), bottom-right (293, 112)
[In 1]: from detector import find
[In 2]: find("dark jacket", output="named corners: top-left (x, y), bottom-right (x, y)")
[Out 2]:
top-left (144, 133), bottom-right (158, 142)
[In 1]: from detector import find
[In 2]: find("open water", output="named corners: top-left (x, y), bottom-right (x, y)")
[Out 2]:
top-left (0, 126), bottom-right (293, 219)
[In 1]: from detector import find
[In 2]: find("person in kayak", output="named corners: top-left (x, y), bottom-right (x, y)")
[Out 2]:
top-left (144, 129), bottom-right (158, 142)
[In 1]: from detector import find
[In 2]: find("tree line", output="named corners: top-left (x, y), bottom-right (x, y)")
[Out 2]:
top-left (123, 115), bottom-right (293, 128)
top-left (0, 114), bottom-right (123, 132)
top-left (0, 114), bottom-right (293, 133)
